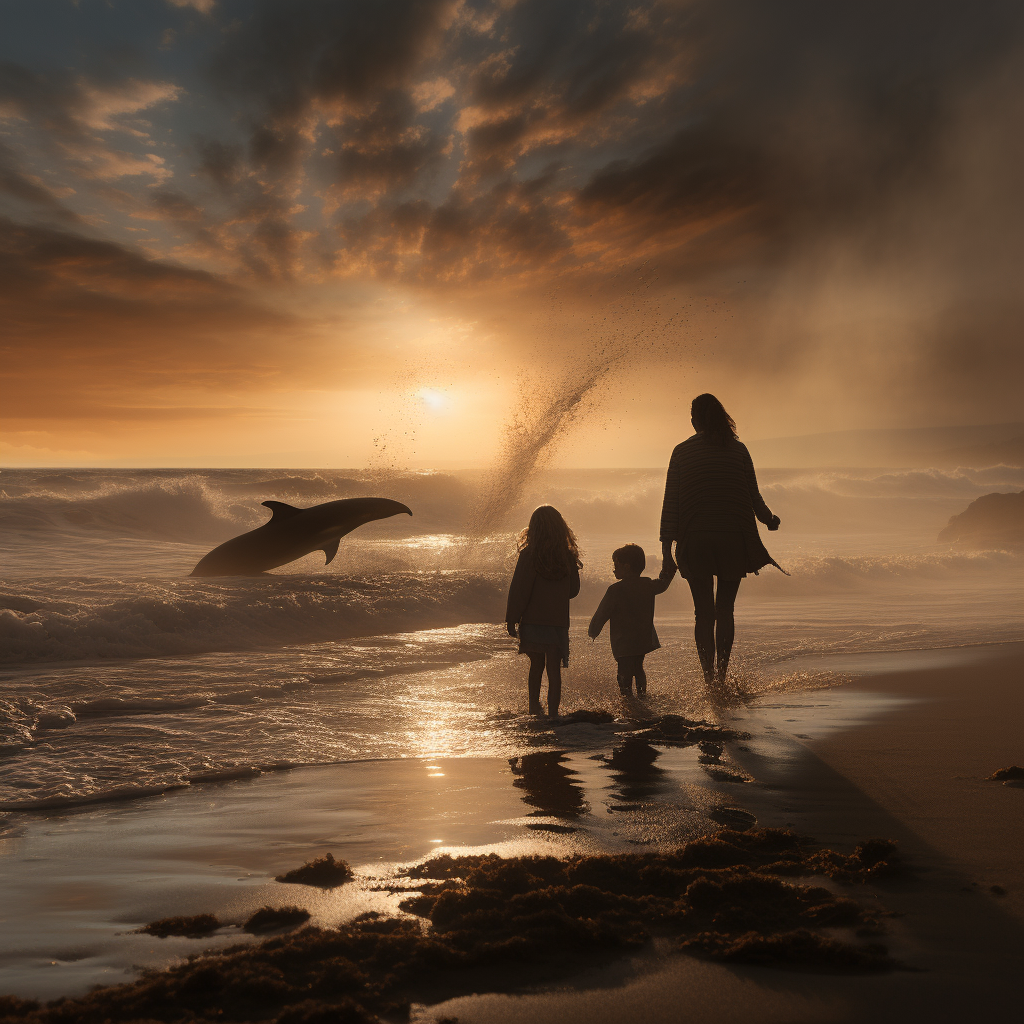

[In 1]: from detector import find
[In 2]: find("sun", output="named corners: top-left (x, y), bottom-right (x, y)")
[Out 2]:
top-left (416, 387), bottom-right (450, 412)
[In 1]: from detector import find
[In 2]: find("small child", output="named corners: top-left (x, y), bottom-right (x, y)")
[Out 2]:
top-left (506, 505), bottom-right (583, 718)
top-left (588, 543), bottom-right (670, 696)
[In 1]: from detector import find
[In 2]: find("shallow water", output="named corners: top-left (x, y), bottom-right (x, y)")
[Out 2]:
top-left (1, 465), bottom-right (1021, 811)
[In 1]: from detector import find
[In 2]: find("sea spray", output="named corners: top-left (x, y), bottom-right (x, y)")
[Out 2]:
top-left (468, 263), bottom-right (673, 540)
top-left (469, 359), bottom-right (616, 538)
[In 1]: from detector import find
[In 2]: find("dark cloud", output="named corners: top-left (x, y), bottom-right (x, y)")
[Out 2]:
top-left (5, 0), bottom-right (1024, 425)
top-left (162, 0), bottom-right (1018, 292)
top-left (194, 137), bottom-right (244, 190)
top-left (0, 140), bottom-right (80, 221)
top-left (212, 0), bottom-right (456, 116)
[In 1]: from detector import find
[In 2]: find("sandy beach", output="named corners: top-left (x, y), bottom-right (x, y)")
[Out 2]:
top-left (2, 639), bottom-right (1022, 1023)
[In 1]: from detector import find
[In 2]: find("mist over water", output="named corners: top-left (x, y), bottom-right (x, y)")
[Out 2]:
top-left (471, 362), bottom-right (613, 537)
top-left (1, 455), bottom-right (1021, 812)
top-left (470, 265), bottom-right (672, 538)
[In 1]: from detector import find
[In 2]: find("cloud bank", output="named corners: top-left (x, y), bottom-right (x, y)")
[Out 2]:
top-left (2, 0), bottom-right (1023, 460)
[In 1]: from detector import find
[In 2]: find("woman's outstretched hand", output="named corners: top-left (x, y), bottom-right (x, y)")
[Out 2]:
top-left (506, 621), bottom-right (518, 638)
top-left (767, 515), bottom-right (781, 531)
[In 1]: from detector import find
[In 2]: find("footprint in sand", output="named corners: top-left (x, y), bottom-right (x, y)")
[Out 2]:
top-left (708, 806), bottom-right (757, 831)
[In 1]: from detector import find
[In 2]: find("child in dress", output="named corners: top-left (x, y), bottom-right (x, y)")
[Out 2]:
top-left (506, 505), bottom-right (582, 718)
top-left (588, 543), bottom-right (670, 695)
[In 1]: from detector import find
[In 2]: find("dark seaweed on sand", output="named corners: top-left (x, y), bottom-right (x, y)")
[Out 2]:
top-left (276, 853), bottom-right (354, 889)
top-left (0, 830), bottom-right (909, 1024)
top-left (635, 714), bottom-right (750, 746)
top-left (680, 929), bottom-right (895, 970)
top-left (244, 906), bottom-right (311, 934)
top-left (987, 765), bottom-right (1024, 781)
top-left (139, 914), bottom-right (222, 939)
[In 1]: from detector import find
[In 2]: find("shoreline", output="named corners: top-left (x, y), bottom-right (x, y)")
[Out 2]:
top-left (1, 640), bottom-right (1022, 1020)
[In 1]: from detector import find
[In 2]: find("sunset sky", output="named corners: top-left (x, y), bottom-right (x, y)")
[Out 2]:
top-left (2, 0), bottom-right (1023, 467)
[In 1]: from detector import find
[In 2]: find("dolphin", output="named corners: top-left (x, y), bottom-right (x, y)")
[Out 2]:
top-left (190, 497), bottom-right (413, 576)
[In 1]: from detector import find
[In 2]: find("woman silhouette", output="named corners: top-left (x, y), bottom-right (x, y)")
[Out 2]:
top-left (659, 394), bottom-right (785, 684)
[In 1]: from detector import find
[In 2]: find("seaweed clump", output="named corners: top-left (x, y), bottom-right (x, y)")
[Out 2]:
top-left (786, 838), bottom-right (905, 881)
top-left (987, 765), bottom-right (1024, 781)
top-left (244, 906), bottom-right (311, 934)
top-left (0, 830), bottom-right (908, 1024)
top-left (139, 914), bottom-right (222, 939)
top-left (0, 996), bottom-right (39, 1020)
top-left (398, 828), bottom-right (900, 958)
top-left (556, 709), bottom-right (615, 725)
top-left (276, 853), bottom-right (354, 888)
top-left (680, 929), bottom-right (893, 970)
top-left (637, 715), bottom-right (750, 746)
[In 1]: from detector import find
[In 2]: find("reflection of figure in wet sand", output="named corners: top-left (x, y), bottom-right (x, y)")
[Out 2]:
top-left (508, 751), bottom-right (588, 819)
top-left (659, 394), bottom-right (785, 686)
top-left (605, 736), bottom-right (667, 804)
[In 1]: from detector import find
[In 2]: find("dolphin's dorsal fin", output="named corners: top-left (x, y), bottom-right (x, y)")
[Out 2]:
top-left (322, 539), bottom-right (340, 565)
top-left (262, 500), bottom-right (303, 521)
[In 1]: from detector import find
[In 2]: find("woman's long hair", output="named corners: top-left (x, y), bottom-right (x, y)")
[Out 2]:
top-left (517, 505), bottom-right (582, 578)
top-left (691, 393), bottom-right (738, 446)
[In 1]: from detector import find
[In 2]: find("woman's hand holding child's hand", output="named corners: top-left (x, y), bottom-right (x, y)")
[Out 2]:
top-left (659, 540), bottom-right (676, 581)
top-left (767, 515), bottom-right (781, 531)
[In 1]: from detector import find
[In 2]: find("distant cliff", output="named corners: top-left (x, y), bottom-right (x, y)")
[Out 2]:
top-left (938, 491), bottom-right (1024, 548)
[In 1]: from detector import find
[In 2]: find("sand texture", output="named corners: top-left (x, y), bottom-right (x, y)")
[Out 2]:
top-left (1, 643), bottom-right (1022, 1023)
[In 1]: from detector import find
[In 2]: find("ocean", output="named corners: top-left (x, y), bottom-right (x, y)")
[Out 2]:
top-left (1, 463), bottom-right (1022, 814)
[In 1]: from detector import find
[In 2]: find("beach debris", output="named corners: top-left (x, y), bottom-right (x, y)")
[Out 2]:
top-left (243, 905), bottom-right (311, 934)
top-left (701, 766), bottom-right (750, 784)
top-left (990, 885), bottom-right (1007, 896)
top-left (680, 929), bottom-right (895, 971)
top-left (555, 709), bottom-right (616, 726)
top-left (272, 998), bottom-right (379, 1023)
top-left (0, 995), bottom-right (40, 1018)
top-left (276, 853), bottom-right (354, 889)
top-left (635, 714), bottom-right (750, 746)
top-left (987, 765), bottom-right (1024, 781)
top-left (3, 831), bottom-right (912, 1024)
top-left (698, 740), bottom-right (724, 763)
top-left (784, 838), bottom-right (905, 882)
top-left (138, 913), bottom-right (222, 938)
top-left (396, 828), bottom-right (904, 973)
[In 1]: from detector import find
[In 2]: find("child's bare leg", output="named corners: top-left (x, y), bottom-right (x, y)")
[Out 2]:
top-left (545, 651), bottom-right (562, 718)
top-left (616, 661), bottom-right (633, 695)
top-left (527, 654), bottom-right (545, 714)
top-left (635, 657), bottom-right (647, 696)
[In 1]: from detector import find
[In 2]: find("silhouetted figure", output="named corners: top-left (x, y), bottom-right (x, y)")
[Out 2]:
top-left (506, 505), bottom-right (582, 718)
top-left (659, 394), bottom-right (785, 684)
top-left (588, 543), bottom-right (669, 695)
top-left (508, 751), bottom-right (588, 819)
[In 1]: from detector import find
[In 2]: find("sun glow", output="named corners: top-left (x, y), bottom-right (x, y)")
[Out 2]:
top-left (417, 387), bottom-right (451, 412)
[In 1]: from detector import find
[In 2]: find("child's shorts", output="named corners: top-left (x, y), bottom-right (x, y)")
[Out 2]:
top-left (518, 624), bottom-right (570, 667)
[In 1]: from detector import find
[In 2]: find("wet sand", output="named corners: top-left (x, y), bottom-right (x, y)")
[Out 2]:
top-left (0, 734), bottom-right (741, 1000)
top-left (2, 642), bottom-right (1023, 1022)
top-left (430, 641), bottom-right (1024, 1023)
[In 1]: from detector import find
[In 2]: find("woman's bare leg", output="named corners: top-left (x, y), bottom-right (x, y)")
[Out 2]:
top-left (714, 578), bottom-right (741, 681)
top-left (687, 575), bottom-right (716, 684)
top-left (545, 651), bottom-right (562, 718)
